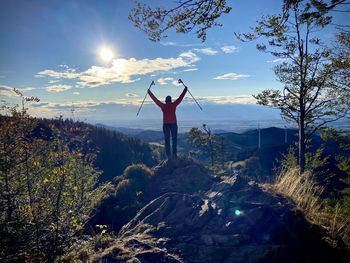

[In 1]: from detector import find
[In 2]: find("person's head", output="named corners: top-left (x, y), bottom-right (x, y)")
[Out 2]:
top-left (165, 96), bottom-right (172, 103)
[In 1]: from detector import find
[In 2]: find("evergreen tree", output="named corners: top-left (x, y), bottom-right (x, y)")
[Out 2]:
top-left (187, 124), bottom-right (230, 168)
top-left (129, 0), bottom-right (232, 41)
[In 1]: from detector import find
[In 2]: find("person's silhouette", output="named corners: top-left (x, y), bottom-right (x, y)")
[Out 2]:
top-left (148, 86), bottom-right (187, 160)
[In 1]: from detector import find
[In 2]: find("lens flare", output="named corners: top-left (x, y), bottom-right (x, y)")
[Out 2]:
top-left (99, 47), bottom-right (114, 62)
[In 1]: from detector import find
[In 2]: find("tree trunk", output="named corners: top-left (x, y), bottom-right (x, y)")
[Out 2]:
top-left (4, 168), bottom-right (12, 222)
top-left (209, 141), bottom-right (214, 167)
top-left (299, 111), bottom-right (306, 175)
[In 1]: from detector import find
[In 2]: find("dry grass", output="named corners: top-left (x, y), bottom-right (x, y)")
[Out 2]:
top-left (274, 167), bottom-right (350, 248)
top-left (274, 167), bottom-right (324, 219)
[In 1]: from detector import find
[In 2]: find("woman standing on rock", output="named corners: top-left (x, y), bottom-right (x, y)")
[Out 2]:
top-left (148, 86), bottom-right (187, 160)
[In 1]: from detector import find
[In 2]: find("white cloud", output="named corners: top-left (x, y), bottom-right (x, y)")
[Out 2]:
top-left (160, 41), bottom-right (204, 47)
top-left (183, 68), bottom-right (198, 72)
top-left (25, 101), bottom-right (92, 118)
top-left (37, 51), bottom-right (200, 88)
top-left (172, 80), bottom-right (183, 86)
top-left (36, 64), bottom-right (78, 79)
top-left (22, 87), bottom-right (36, 91)
top-left (221, 45), bottom-right (238, 54)
top-left (20, 98), bottom-right (141, 119)
top-left (267, 58), bottom-right (289, 63)
top-left (157, 77), bottom-right (174, 85)
top-left (125, 93), bottom-right (138, 97)
top-left (213, 73), bottom-right (250, 80)
top-left (72, 92), bottom-right (80, 95)
top-left (157, 77), bottom-right (185, 86)
top-left (37, 99), bottom-right (143, 111)
top-left (178, 50), bottom-right (199, 62)
top-left (58, 64), bottom-right (72, 69)
top-left (18, 87), bottom-right (38, 93)
top-left (197, 95), bottom-right (255, 104)
top-left (0, 85), bottom-right (19, 97)
top-left (193, 48), bottom-right (218, 56)
top-left (0, 85), bottom-right (38, 98)
top-left (48, 79), bottom-right (61, 84)
top-left (30, 95), bottom-right (255, 115)
top-left (47, 84), bottom-right (72, 92)
top-left (36, 69), bottom-right (80, 79)
top-left (160, 41), bottom-right (176, 46)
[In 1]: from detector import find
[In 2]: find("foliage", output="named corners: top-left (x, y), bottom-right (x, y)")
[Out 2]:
top-left (18, 118), bottom-right (157, 183)
top-left (187, 125), bottom-right (230, 168)
top-left (0, 90), bottom-right (101, 262)
top-left (236, 0), bottom-right (350, 174)
top-left (331, 31), bottom-right (350, 101)
top-left (129, 0), bottom-right (232, 41)
top-left (87, 164), bottom-right (154, 233)
top-left (122, 164), bottom-right (154, 186)
top-left (322, 129), bottom-right (350, 236)
top-left (275, 143), bottom-right (350, 248)
top-left (92, 229), bottom-right (114, 250)
top-left (90, 126), bottom-right (156, 183)
top-left (61, 232), bottom-right (118, 263)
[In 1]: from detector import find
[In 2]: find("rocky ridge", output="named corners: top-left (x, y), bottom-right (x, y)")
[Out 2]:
top-left (83, 159), bottom-right (343, 263)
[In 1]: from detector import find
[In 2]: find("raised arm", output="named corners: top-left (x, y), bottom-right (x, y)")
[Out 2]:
top-left (148, 89), bottom-right (164, 108)
top-left (174, 86), bottom-right (188, 106)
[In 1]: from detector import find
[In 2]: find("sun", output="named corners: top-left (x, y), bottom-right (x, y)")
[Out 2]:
top-left (99, 47), bottom-right (114, 62)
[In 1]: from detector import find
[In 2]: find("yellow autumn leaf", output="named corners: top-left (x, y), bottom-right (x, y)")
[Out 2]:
top-left (43, 178), bottom-right (49, 184)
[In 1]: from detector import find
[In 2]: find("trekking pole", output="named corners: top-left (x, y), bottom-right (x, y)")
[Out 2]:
top-left (178, 79), bottom-right (202, 110)
top-left (136, 81), bottom-right (155, 116)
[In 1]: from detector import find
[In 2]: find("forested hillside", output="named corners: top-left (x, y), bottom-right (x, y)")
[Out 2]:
top-left (89, 126), bottom-right (156, 182)
top-left (0, 110), bottom-right (157, 262)
top-left (9, 116), bottom-right (158, 182)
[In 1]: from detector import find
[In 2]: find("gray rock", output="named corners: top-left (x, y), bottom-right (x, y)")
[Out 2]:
top-left (118, 174), bottom-right (341, 262)
top-left (91, 160), bottom-right (343, 263)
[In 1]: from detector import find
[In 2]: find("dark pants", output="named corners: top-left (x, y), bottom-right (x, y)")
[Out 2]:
top-left (163, 123), bottom-right (178, 158)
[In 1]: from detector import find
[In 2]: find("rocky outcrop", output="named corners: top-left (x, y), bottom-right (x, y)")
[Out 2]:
top-left (86, 160), bottom-right (343, 262)
top-left (117, 177), bottom-right (341, 262)
top-left (151, 159), bottom-right (214, 196)
top-left (87, 159), bottom-right (214, 233)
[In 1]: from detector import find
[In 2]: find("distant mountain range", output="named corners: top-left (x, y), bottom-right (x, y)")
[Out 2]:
top-left (95, 124), bottom-right (339, 180)
top-left (95, 123), bottom-right (298, 145)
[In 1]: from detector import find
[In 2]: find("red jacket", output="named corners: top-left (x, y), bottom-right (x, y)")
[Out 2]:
top-left (148, 87), bottom-right (187, 124)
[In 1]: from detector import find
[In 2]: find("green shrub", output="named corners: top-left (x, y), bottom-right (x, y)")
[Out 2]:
top-left (88, 164), bottom-right (154, 233)
top-left (123, 164), bottom-right (153, 184)
top-left (0, 107), bottom-right (101, 262)
top-left (93, 234), bottom-right (115, 250)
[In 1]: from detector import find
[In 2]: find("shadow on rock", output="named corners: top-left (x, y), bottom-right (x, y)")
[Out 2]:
top-left (86, 159), bottom-right (344, 262)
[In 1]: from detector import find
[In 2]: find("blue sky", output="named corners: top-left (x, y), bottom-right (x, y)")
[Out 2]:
top-left (0, 0), bottom-right (347, 129)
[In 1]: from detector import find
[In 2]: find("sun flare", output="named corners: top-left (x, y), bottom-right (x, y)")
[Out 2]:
top-left (99, 47), bottom-right (114, 62)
